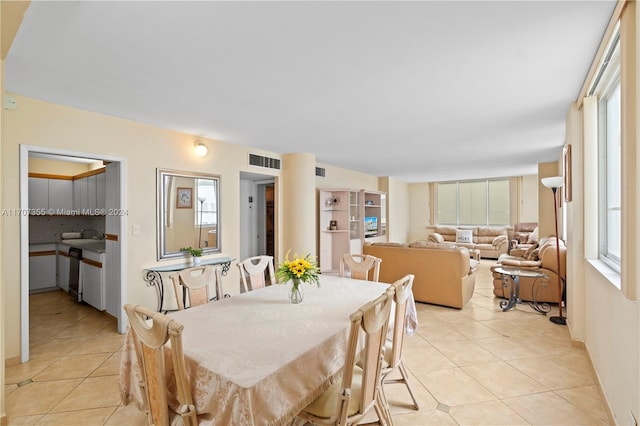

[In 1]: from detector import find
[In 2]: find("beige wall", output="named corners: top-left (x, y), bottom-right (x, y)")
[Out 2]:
top-left (566, 2), bottom-right (639, 422)
top-left (379, 177), bottom-right (410, 243)
top-left (408, 183), bottom-right (431, 242)
top-left (2, 95), bottom-right (391, 363)
top-left (520, 175), bottom-right (539, 223)
top-left (537, 161), bottom-right (561, 238)
top-left (315, 162), bottom-right (379, 191)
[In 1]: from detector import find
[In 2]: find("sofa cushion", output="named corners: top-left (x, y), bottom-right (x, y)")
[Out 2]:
top-left (492, 235), bottom-right (508, 248)
top-left (427, 233), bottom-right (444, 243)
top-left (526, 249), bottom-right (540, 261)
top-left (456, 229), bottom-right (473, 243)
top-left (411, 241), bottom-right (456, 250)
top-left (499, 258), bottom-right (541, 268)
top-left (523, 243), bottom-right (539, 260)
top-left (372, 242), bottom-right (407, 247)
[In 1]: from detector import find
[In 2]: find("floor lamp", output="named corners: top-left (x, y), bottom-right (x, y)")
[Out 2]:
top-left (198, 196), bottom-right (206, 249)
top-left (541, 176), bottom-right (566, 326)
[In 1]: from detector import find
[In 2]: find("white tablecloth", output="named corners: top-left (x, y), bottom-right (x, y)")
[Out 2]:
top-left (120, 276), bottom-right (394, 425)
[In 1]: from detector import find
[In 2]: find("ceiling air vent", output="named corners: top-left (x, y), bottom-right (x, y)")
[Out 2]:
top-left (249, 154), bottom-right (281, 170)
top-left (315, 167), bottom-right (326, 177)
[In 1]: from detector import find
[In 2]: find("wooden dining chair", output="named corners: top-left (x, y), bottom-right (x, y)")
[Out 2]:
top-left (297, 286), bottom-right (395, 426)
top-left (170, 265), bottom-right (223, 310)
top-left (381, 274), bottom-right (419, 410)
top-left (123, 304), bottom-right (197, 426)
top-left (339, 254), bottom-right (382, 282)
top-left (236, 255), bottom-right (276, 292)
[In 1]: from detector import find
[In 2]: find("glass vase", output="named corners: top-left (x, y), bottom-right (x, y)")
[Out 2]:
top-left (289, 279), bottom-right (304, 304)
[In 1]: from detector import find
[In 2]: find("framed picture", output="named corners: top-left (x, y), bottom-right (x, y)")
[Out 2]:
top-left (176, 187), bottom-right (193, 209)
top-left (563, 145), bottom-right (572, 202)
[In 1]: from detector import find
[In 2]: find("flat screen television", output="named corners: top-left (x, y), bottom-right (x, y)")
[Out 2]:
top-left (364, 216), bottom-right (378, 236)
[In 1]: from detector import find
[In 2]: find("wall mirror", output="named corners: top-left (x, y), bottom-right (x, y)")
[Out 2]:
top-left (157, 168), bottom-right (221, 260)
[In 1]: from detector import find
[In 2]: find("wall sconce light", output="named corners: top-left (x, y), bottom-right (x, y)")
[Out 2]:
top-left (194, 140), bottom-right (208, 157)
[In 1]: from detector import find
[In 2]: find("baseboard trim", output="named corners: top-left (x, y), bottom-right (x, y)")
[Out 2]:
top-left (5, 356), bottom-right (20, 368)
top-left (584, 342), bottom-right (616, 425)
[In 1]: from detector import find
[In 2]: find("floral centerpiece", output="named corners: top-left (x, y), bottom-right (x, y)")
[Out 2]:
top-left (277, 250), bottom-right (320, 303)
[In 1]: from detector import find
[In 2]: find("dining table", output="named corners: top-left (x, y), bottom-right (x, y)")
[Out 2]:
top-left (119, 275), bottom-right (410, 426)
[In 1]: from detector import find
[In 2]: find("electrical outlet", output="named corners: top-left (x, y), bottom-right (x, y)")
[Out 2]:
top-left (132, 224), bottom-right (140, 235)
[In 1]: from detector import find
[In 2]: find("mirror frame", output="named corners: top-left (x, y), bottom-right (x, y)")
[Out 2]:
top-left (156, 168), bottom-right (221, 260)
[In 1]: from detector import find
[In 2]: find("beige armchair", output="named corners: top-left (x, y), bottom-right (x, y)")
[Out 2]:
top-left (510, 222), bottom-right (538, 252)
top-left (491, 236), bottom-right (565, 303)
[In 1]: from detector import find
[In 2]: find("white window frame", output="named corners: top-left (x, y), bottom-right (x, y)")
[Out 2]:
top-left (594, 36), bottom-right (621, 274)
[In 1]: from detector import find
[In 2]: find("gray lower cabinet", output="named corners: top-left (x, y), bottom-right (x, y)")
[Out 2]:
top-left (29, 244), bottom-right (57, 291)
top-left (81, 250), bottom-right (105, 310)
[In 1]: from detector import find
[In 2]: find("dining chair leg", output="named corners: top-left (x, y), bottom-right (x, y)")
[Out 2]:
top-left (383, 361), bottom-right (420, 410)
top-left (398, 361), bottom-right (419, 410)
top-left (374, 387), bottom-right (394, 426)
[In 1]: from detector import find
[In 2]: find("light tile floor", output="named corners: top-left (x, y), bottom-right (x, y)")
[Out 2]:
top-left (5, 260), bottom-right (611, 425)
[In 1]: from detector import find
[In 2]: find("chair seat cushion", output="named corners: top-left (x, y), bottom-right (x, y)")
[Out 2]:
top-left (302, 366), bottom-right (363, 419)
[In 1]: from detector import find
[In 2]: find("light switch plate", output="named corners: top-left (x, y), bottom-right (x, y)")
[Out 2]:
top-left (132, 224), bottom-right (140, 235)
top-left (4, 95), bottom-right (17, 110)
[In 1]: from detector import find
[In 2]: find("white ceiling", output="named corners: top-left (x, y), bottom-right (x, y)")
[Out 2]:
top-left (5, 1), bottom-right (615, 183)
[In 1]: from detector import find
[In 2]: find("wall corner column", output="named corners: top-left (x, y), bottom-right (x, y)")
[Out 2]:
top-left (280, 153), bottom-right (317, 259)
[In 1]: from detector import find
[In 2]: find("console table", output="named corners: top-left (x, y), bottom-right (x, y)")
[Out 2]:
top-left (143, 256), bottom-right (234, 312)
top-left (493, 267), bottom-right (550, 314)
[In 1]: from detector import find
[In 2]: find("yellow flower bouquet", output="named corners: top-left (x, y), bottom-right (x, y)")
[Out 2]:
top-left (277, 250), bottom-right (320, 287)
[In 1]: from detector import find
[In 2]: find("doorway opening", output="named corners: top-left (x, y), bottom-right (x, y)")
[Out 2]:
top-left (20, 145), bottom-right (127, 362)
top-left (239, 172), bottom-right (276, 261)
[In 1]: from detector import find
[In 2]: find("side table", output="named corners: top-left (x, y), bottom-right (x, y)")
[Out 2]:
top-left (493, 267), bottom-right (550, 314)
top-left (143, 256), bottom-right (234, 312)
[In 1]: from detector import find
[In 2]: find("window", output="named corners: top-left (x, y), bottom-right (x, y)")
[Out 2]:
top-left (436, 179), bottom-right (510, 226)
top-left (594, 35), bottom-right (621, 272)
top-left (195, 178), bottom-right (218, 226)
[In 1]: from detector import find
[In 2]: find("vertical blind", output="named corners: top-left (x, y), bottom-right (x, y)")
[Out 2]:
top-left (437, 179), bottom-right (509, 226)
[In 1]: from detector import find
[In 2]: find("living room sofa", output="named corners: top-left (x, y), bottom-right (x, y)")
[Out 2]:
top-left (426, 225), bottom-right (510, 259)
top-left (362, 242), bottom-right (476, 309)
top-left (490, 236), bottom-right (566, 303)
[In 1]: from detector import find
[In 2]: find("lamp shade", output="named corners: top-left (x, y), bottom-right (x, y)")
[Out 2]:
top-left (541, 176), bottom-right (563, 189)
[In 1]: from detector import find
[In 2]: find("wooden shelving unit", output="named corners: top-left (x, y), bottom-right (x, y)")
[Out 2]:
top-left (318, 188), bottom-right (386, 273)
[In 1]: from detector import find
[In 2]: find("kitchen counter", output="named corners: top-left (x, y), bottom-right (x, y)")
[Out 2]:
top-left (59, 239), bottom-right (106, 253)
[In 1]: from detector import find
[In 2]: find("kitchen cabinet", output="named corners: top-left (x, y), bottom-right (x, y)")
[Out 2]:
top-left (80, 249), bottom-right (105, 310)
top-left (29, 244), bottom-right (57, 291)
top-left (28, 177), bottom-right (74, 213)
top-left (73, 171), bottom-right (106, 212)
top-left (73, 177), bottom-right (89, 211)
top-left (57, 245), bottom-right (70, 291)
top-left (48, 179), bottom-right (73, 211)
top-left (96, 172), bottom-right (106, 210)
top-left (28, 178), bottom-right (49, 210)
top-left (87, 175), bottom-right (97, 210)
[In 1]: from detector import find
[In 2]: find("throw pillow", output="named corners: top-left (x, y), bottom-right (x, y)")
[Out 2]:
top-left (455, 229), bottom-right (473, 244)
top-left (527, 227), bottom-right (539, 244)
top-left (428, 233), bottom-right (444, 243)
top-left (523, 243), bottom-right (539, 260)
top-left (526, 248), bottom-right (540, 261)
